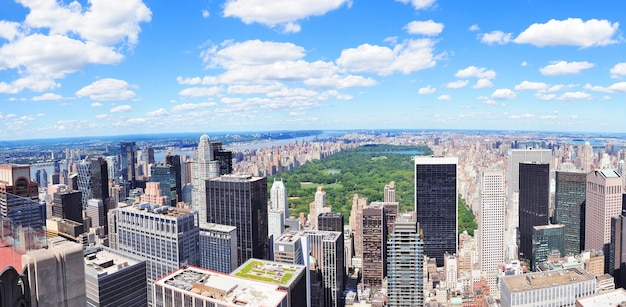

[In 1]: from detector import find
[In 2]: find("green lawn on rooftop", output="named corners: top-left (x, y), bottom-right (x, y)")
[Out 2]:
top-left (235, 260), bottom-right (295, 285)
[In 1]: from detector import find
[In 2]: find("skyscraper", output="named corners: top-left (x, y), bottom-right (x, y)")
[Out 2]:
top-left (150, 163), bottom-right (177, 206)
top-left (0, 164), bottom-right (45, 231)
top-left (198, 223), bottom-right (238, 274)
top-left (414, 156), bottom-right (458, 266)
top-left (531, 224), bottom-right (565, 271)
top-left (479, 169), bottom-right (505, 296)
top-left (309, 186), bottom-right (327, 229)
top-left (192, 134), bottom-right (220, 223)
top-left (270, 179), bottom-right (289, 219)
top-left (518, 162), bottom-right (550, 261)
top-left (318, 212), bottom-right (344, 233)
top-left (164, 154), bottom-right (181, 203)
top-left (384, 181), bottom-right (396, 202)
top-left (362, 203), bottom-right (387, 288)
top-left (387, 212), bottom-right (424, 306)
top-left (586, 169), bottom-right (623, 272)
top-left (120, 142), bottom-right (137, 191)
top-left (555, 170), bottom-right (586, 255)
top-left (52, 190), bottom-right (83, 224)
top-left (206, 174), bottom-right (269, 265)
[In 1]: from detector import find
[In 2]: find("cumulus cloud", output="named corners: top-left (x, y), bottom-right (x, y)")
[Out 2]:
top-left (32, 92), bottom-right (63, 101)
top-left (223, 0), bottom-right (351, 33)
top-left (0, 21), bottom-right (21, 41)
top-left (91, 102), bottom-right (103, 107)
top-left (76, 78), bottom-right (137, 100)
top-left (509, 113), bottom-right (534, 119)
top-left (171, 102), bottom-right (217, 112)
top-left (337, 39), bottom-right (436, 75)
top-left (437, 94), bottom-right (451, 100)
top-left (147, 108), bottom-right (168, 117)
top-left (469, 24), bottom-right (479, 31)
top-left (395, 0), bottom-right (436, 10)
top-left (455, 66), bottom-right (496, 79)
top-left (479, 31), bottom-right (512, 45)
top-left (539, 61), bottom-right (595, 75)
top-left (610, 63), bottom-right (626, 79)
top-left (491, 88), bottom-right (516, 99)
top-left (418, 85), bottom-right (436, 94)
top-left (558, 91), bottom-right (591, 100)
top-left (202, 10), bottom-right (210, 18)
top-left (473, 79), bottom-right (492, 89)
top-left (514, 81), bottom-right (548, 91)
top-left (110, 105), bottom-right (132, 112)
top-left (178, 86), bottom-right (221, 97)
top-left (405, 20), bottom-right (444, 36)
top-left (446, 80), bottom-right (469, 89)
top-left (514, 18), bottom-right (619, 47)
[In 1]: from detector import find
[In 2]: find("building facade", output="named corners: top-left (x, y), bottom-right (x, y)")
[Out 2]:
top-left (479, 169), bottom-right (505, 297)
top-left (518, 162), bottom-right (550, 262)
top-left (198, 223), bottom-right (238, 274)
top-left (387, 213), bottom-right (424, 306)
top-left (555, 171), bottom-right (587, 256)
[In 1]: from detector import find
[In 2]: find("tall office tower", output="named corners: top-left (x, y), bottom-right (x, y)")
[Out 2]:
top-left (610, 215), bottom-right (626, 287)
top-left (309, 186), bottom-right (327, 229)
top-left (150, 163), bottom-right (177, 205)
top-left (164, 154), bottom-right (181, 202)
top-left (120, 141), bottom-right (137, 191)
top-left (387, 212), bottom-right (424, 306)
top-left (76, 160), bottom-right (92, 208)
top-left (618, 160), bottom-right (626, 189)
top-left (270, 179), bottom-right (289, 219)
top-left (212, 142), bottom-right (233, 175)
top-left (349, 193), bottom-right (367, 259)
top-left (138, 182), bottom-right (169, 206)
top-left (362, 203), bottom-right (387, 288)
top-left (531, 224), bottom-right (565, 271)
top-left (108, 203), bottom-right (199, 305)
top-left (86, 199), bottom-right (105, 228)
top-left (586, 169), bottom-right (623, 272)
top-left (206, 175), bottom-right (269, 265)
top-left (22, 237), bottom-right (86, 306)
top-left (192, 134), bottom-right (220, 223)
top-left (35, 169), bottom-right (42, 186)
top-left (105, 156), bottom-right (119, 184)
top-left (268, 208), bottom-right (285, 239)
top-left (198, 223), bottom-right (238, 274)
top-left (84, 246), bottom-right (148, 307)
top-left (506, 149), bottom-right (552, 244)
top-left (478, 169), bottom-right (505, 297)
top-left (518, 162), bottom-right (550, 261)
top-left (0, 165), bottom-right (45, 231)
top-left (52, 190), bottom-right (83, 223)
top-left (580, 142), bottom-right (594, 171)
top-left (146, 146), bottom-right (155, 165)
top-left (89, 157), bottom-right (109, 202)
top-left (555, 170), bottom-right (587, 255)
top-left (384, 181), bottom-right (396, 202)
top-left (180, 156), bottom-right (193, 185)
top-left (318, 212), bottom-right (344, 232)
top-left (414, 156), bottom-right (458, 266)
top-left (41, 169), bottom-right (48, 187)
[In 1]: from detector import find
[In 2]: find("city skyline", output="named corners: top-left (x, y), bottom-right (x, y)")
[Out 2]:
top-left (1, 1), bottom-right (626, 140)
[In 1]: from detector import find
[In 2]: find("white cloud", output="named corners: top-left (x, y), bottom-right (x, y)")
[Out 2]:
top-left (0, 74), bottom-right (59, 93)
top-left (337, 39), bottom-right (436, 76)
top-left (31, 93), bottom-right (62, 101)
top-left (178, 86), bottom-right (221, 97)
top-left (521, 61), bottom-right (528, 67)
top-left (535, 93), bottom-right (557, 101)
top-left (304, 75), bottom-right (377, 89)
top-left (437, 94), bottom-right (451, 100)
top-left (514, 81), bottom-right (548, 91)
top-left (455, 66), bottom-right (496, 79)
top-left (491, 88), bottom-right (516, 99)
top-left (473, 79), bottom-right (492, 89)
top-left (558, 91), bottom-right (591, 100)
top-left (395, 0), bottom-right (436, 10)
top-left (608, 82), bottom-right (626, 93)
top-left (509, 113), bottom-right (534, 119)
top-left (110, 105), bottom-right (132, 112)
top-left (91, 102), bottom-right (103, 107)
top-left (171, 102), bottom-right (217, 112)
top-left (147, 108), bottom-right (168, 117)
top-left (446, 80), bottom-right (469, 89)
top-left (469, 24), bottom-right (479, 32)
top-left (539, 61), bottom-right (594, 76)
top-left (0, 21), bottom-right (21, 41)
top-left (479, 31), bottom-right (512, 45)
top-left (223, 0), bottom-right (351, 33)
top-left (202, 10), bottom-right (210, 18)
top-left (514, 18), bottom-right (619, 47)
top-left (610, 63), bottom-right (626, 79)
top-left (405, 20), bottom-right (444, 36)
top-left (76, 78), bottom-right (137, 100)
top-left (418, 85), bottom-right (436, 94)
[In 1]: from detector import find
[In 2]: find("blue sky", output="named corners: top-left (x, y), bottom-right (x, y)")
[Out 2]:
top-left (1, 0), bottom-right (626, 140)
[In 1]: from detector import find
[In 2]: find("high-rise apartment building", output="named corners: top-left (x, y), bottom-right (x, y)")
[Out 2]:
top-left (192, 134), bottom-right (220, 223)
top-left (206, 174), bottom-right (268, 265)
top-left (120, 142), bottom-right (137, 191)
top-left (309, 186), bottom-right (327, 230)
top-left (270, 179), bottom-right (289, 219)
top-left (362, 203), bottom-right (387, 288)
top-left (198, 223), bottom-right (238, 274)
top-left (108, 203), bottom-right (199, 304)
top-left (268, 208), bottom-right (285, 239)
top-left (387, 212), bottom-right (424, 306)
top-left (555, 170), bottom-right (587, 255)
top-left (586, 169), bottom-right (623, 271)
top-left (414, 156), bottom-right (458, 266)
top-left (479, 169), bottom-right (505, 297)
top-left (349, 193), bottom-right (367, 259)
top-left (518, 162), bottom-right (550, 261)
top-left (384, 181), bottom-right (396, 202)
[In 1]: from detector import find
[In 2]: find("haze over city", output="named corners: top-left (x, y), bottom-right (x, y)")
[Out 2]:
top-left (2, 0), bottom-right (626, 140)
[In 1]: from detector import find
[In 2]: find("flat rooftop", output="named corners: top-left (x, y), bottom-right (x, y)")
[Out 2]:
top-left (231, 259), bottom-right (305, 287)
top-left (120, 202), bottom-right (194, 217)
top-left (199, 222), bottom-right (236, 233)
top-left (155, 267), bottom-right (287, 306)
top-left (84, 248), bottom-right (141, 277)
top-left (576, 288), bottom-right (626, 306)
top-left (502, 268), bottom-right (595, 292)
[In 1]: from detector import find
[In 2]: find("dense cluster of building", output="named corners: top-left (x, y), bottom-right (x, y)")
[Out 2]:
top-left (2, 131), bottom-right (626, 306)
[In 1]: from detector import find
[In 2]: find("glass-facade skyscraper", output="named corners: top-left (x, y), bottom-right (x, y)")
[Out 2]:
top-left (387, 212), bottom-right (423, 306)
top-left (518, 162), bottom-right (550, 261)
top-left (555, 170), bottom-right (586, 255)
top-left (414, 156), bottom-right (458, 267)
top-left (532, 224), bottom-right (565, 271)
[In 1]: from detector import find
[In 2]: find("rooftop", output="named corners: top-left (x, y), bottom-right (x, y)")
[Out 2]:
top-left (155, 266), bottom-right (287, 306)
top-left (502, 268), bottom-right (595, 293)
top-left (599, 169), bottom-right (621, 178)
top-left (576, 288), bottom-right (626, 306)
top-left (84, 247), bottom-right (142, 277)
top-left (231, 259), bottom-right (305, 287)
top-left (119, 202), bottom-right (195, 218)
top-left (199, 222), bottom-right (236, 233)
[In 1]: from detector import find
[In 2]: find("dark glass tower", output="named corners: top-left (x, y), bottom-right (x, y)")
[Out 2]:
top-left (165, 154), bottom-right (182, 202)
top-left (414, 157), bottom-right (458, 267)
top-left (554, 171), bottom-right (586, 255)
top-left (205, 175), bottom-right (268, 265)
top-left (518, 162), bottom-right (550, 261)
top-left (150, 164), bottom-right (177, 206)
top-left (318, 212), bottom-right (344, 232)
top-left (120, 142), bottom-right (137, 191)
top-left (89, 157), bottom-right (110, 201)
top-left (52, 190), bottom-right (83, 224)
